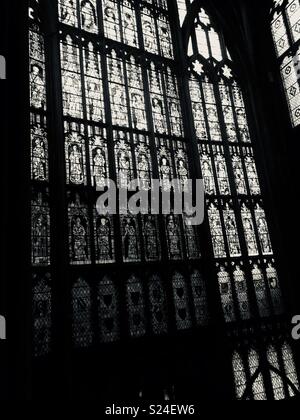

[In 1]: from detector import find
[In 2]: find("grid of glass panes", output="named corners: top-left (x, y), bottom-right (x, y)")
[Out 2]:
top-left (56, 0), bottom-right (206, 344)
top-left (271, 0), bottom-right (300, 127)
top-left (188, 8), bottom-right (284, 323)
top-left (29, 0), bottom-right (52, 357)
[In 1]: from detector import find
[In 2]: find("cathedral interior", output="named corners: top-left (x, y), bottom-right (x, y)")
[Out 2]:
top-left (1, 0), bottom-right (300, 401)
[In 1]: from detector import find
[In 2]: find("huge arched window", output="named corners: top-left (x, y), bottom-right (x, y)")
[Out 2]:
top-left (28, 0), bottom-right (298, 400)
top-left (271, 0), bottom-right (300, 127)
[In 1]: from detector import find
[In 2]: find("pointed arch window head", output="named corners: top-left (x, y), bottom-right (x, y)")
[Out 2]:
top-left (271, 0), bottom-right (300, 127)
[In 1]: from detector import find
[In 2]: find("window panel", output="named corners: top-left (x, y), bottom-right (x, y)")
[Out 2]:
top-left (149, 63), bottom-right (168, 134)
top-left (266, 262), bottom-right (284, 315)
top-left (60, 36), bottom-right (84, 119)
top-left (102, 0), bottom-right (121, 42)
top-left (282, 342), bottom-right (300, 396)
top-left (230, 147), bottom-right (247, 195)
top-left (148, 274), bottom-right (168, 335)
top-left (108, 50), bottom-right (129, 127)
top-left (121, 215), bottom-right (141, 262)
top-left (252, 264), bottom-right (271, 318)
top-left (203, 79), bottom-right (222, 141)
top-left (122, 1), bottom-right (139, 47)
top-left (286, 0), bottom-right (300, 43)
top-left (199, 145), bottom-right (217, 195)
top-left (84, 43), bottom-right (105, 122)
top-left (126, 274), bottom-right (146, 337)
top-left (29, 23), bottom-right (47, 111)
top-left (241, 203), bottom-right (259, 257)
top-left (267, 345), bottom-right (286, 400)
top-left (127, 56), bottom-right (148, 131)
top-left (223, 204), bottom-right (242, 258)
top-left (94, 213), bottom-right (115, 263)
top-left (233, 352), bottom-right (247, 399)
top-left (255, 204), bottom-right (273, 256)
top-left (280, 52), bottom-right (300, 127)
top-left (172, 272), bottom-right (192, 330)
top-left (98, 276), bottom-right (120, 342)
top-left (213, 146), bottom-right (231, 195)
top-left (68, 193), bottom-right (92, 265)
top-left (190, 76), bottom-right (209, 141)
top-left (134, 134), bottom-right (153, 190)
top-left (165, 68), bottom-right (184, 137)
top-left (72, 278), bottom-right (93, 348)
top-left (191, 269), bottom-right (209, 326)
top-left (165, 214), bottom-right (184, 260)
top-left (249, 350), bottom-right (267, 400)
top-left (33, 273), bottom-right (52, 357)
top-left (141, 7), bottom-right (159, 55)
top-left (142, 215), bottom-right (161, 261)
top-left (156, 138), bottom-right (175, 191)
top-left (31, 189), bottom-right (51, 267)
top-left (89, 126), bottom-right (109, 188)
top-left (157, 14), bottom-right (174, 59)
top-left (114, 130), bottom-right (135, 188)
top-left (218, 265), bottom-right (235, 323)
top-left (65, 122), bottom-right (87, 186)
top-left (271, 12), bottom-right (290, 56)
top-left (59, 0), bottom-right (78, 28)
top-left (31, 114), bottom-right (49, 182)
top-left (233, 265), bottom-right (250, 320)
top-left (208, 202), bottom-right (226, 259)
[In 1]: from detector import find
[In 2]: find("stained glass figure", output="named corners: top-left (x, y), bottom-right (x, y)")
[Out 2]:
top-left (89, 126), bottom-right (109, 188)
top-left (231, 148), bottom-right (247, 195)
top-left (208, 203), bottom-right (226, 258)
top-left (143, 215), bottom-right (161, 261)
top-left (31, 116), bottom-right (48, 182)
top-left (135, 135), bottom-right (153, 191)
top-left (190, 269), bottom-right (209, 326)
top-left (59, 0), bottom-right (78, 27)
top-left (172, 272), bottom-right (192, 330)
top-left (148, 274), bottom-right (168, 335)
top-left (157, 139), bottom-right (174, 191)
top-left (80, 0), bottom-right (98, 33)
top-left (29, 23), bottom-right (47, 110)
top-left (84, 43), bottom-right (105, 122)
top-left (126, 275), bottom-right (146, 337)
top-left (190, 76), bottom-right (208, 141)
top-left (98, 276), bottom-right (119, 342)
top-left (233, 264), bottom-right (250, 320)
top-left (165, 214), bottom-right (183, 260)
top-left (121, 215), bottom-right (141, 262)
top-left (255, 204), bottom-right (273, 256)
top-left (127, 56), bottom-right (148, 130)
top-left (60, 36), bottom-right (83, 118)
top-left (72, 278), bottom-right (93, 348)
top-left (200, 146), bottom-right (216, 195)
top-left (223, 204), bottom-right (242, 258)
top-left (214, 147), bottom-right (231, 195)
top-left (33, 273), bottom-right (52, 357)
top-left (241, 204), bottom-right (259, 256)
top-left (174, 142), bottom-right (190, 191)
top-left (108, 50), bottom-right (129, 126)
top-left (218, 265), bottom-right (235, 322)
top-left (94, 213), bottom-right (115, 263)
top-left (149, 64), bottom-right (168, 134)
top-left (244, 150), bottom-right (261, 195)
top-left (68, 194), bottom-right (91, 265)
top-left (122, 1), bottom-right (139, 47)
top-left (102, 0), bottom-right (121, 42)
top-left (141, 7), bottom-right (159, 55)
top-left (157, 14), bottom-right (174, 59)
top-left (65, 125), bottom-right (87, 186)
top-left (165, 68), bottom-right (183, 136)
top-left (251, 264), bottom-right (270, 318)
top-left (203, 79), bottom-right (222, 141)
top-left (266, 262), bottom-right (283, 315)
top-left (114, 130), bottom-right (134, 188)
top-left (31, 190), bottom-right (51, 266)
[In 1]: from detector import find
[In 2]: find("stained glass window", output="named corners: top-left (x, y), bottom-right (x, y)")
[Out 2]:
top-left (282, 342), bottom-right (300, 396)
top-left (232, 351), bottom-right (247, 399)
top-left (267, 345), bottom-right (286, 400)
top-left (271, 0), bottom-right (300, 126)
top-left (248, 349), bottom-right (267, 400)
